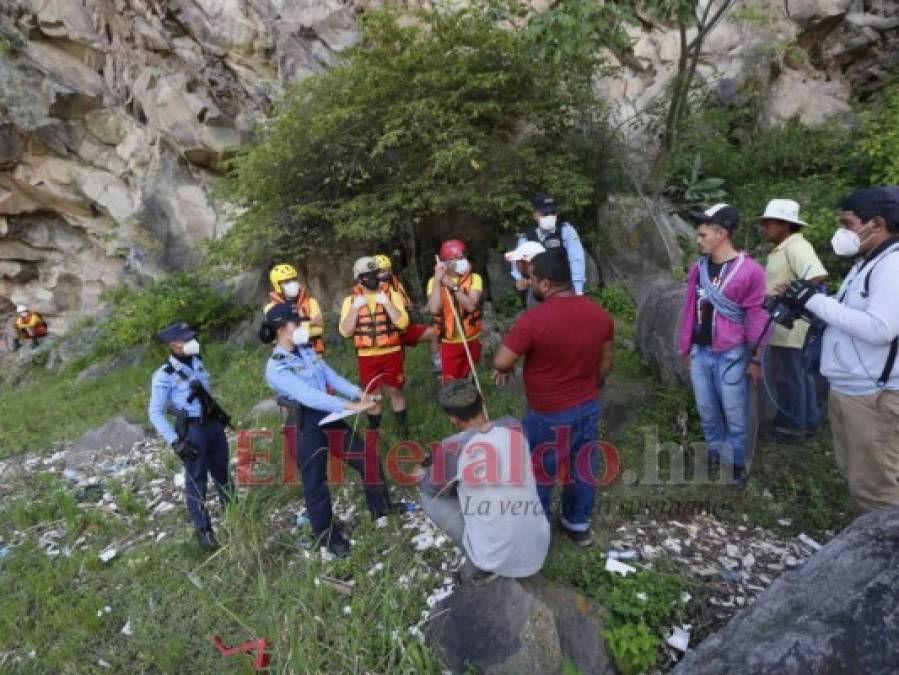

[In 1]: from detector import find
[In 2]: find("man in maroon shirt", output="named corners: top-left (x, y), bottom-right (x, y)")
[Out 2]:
top-left (493, 251), bottom-right (614, 545)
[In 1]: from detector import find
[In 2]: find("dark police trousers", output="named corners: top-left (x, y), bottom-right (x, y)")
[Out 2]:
top-left (183, 418), bottom-right (232, 532)
top-left (289, 408), bottom-right (390, 536)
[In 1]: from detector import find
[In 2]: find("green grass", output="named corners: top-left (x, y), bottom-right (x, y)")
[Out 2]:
top-left (0, 318), bottom-right (852, 672)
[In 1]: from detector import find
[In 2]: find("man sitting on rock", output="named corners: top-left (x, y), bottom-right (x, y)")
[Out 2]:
top-left (417, 380), bottom-right (550, 580)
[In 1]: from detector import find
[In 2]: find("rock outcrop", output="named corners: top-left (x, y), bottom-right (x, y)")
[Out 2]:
top-left (1, 0), bottom-right (895, 333)
top-left (672, 507), bottom-right (899, 674)
top-left (427, 574), bottom-right (615, 675)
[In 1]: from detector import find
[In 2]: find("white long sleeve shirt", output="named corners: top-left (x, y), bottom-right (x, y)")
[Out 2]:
top-left (806, 240), bottom-right (899, 395)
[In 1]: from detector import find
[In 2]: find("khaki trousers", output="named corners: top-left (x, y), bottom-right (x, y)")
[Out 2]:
top-left (828, 389), bottom-right (899, 514)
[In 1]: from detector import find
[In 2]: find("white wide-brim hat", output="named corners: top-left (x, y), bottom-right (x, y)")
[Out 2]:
top-left (758, 199), bottom-right (807, 227)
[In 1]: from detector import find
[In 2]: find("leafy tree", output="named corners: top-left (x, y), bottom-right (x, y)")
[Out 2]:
top-left (858, 82), bottom-right (899, 185)
top-left (213, 3), bottom-right (606, 290)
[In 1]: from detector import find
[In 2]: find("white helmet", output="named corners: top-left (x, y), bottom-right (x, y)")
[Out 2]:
top-left (16, 305), bottom-right (28, 314)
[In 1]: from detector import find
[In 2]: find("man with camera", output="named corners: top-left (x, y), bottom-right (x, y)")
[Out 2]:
top-left (782, 187), bottom-right (899, 514)
top-left (758, 199), bottom-right (828, 440)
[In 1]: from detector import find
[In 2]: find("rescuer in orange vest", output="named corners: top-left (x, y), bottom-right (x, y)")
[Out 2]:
top-left (426, 240), bottom-right (484, 383)
top-left (373, 253), bottom-right (442, 374)
top-left (339, 256), bottom-right (410, 435)
top-left (264, 264), bottom-right (326, 353)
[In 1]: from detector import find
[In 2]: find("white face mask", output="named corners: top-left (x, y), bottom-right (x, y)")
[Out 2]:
top-left (831, 224), bottom-right (872, 257)
top-left (538, 215), bottom-right (557, 231)
top-left (453, 258), bottom-right (470, 275)
top-left (281, 281), bottom-right (301, 298)
top-left (292, 327), bottom-right (310, 346)
top-left (182, 339), bottom-right (200, 356)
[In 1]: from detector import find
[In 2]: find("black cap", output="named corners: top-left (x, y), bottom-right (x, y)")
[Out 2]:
top-left (689, 203), bottom-right (740, 231)
top-left (156, 322), bottom-right (196, 343)
top-left (839, 186), bottom-right (899, 229)
top-left (531, 250), bottom-right (572, 284)
top-left (264, 303), bottom-right (301, 327)
top-left (530, 193), bottom-right (557, 214)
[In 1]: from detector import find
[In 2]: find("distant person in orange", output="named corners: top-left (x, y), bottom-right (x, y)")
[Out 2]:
top-left (427, 240), bottom-right (484, 383)
top-left (14, 305), bottom-right (48, 350)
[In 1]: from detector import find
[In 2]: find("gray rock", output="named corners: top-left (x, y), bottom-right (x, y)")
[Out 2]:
top-left (427, 575), bottom-right (614, 675)
top-left (66, 417), bottom-right (147, 466)
top-left (635, 275), bottom-right (688, 385)
top-left (74, 346), bottom-right (146, 382)
top-left (672, 507), bottom-right (899, 675)
top-left (593, 195), bottom-right (693, 299)
top-left (250, 398), bottom-right (280, 419)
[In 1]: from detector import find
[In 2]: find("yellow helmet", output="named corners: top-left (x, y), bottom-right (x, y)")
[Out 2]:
top-left (269, 263), bottom-right (298, 293)
top-left (373, 254), bottom-right (392, 271)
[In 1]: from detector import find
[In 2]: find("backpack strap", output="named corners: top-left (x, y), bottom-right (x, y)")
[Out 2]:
top-left (863, 243), bottom-right (899, 387)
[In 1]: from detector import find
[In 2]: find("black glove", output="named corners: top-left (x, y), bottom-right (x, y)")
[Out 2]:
top-left (172, 438), bottom-right (198, 462)
top-left (783, 279), bottom-right (817, 309)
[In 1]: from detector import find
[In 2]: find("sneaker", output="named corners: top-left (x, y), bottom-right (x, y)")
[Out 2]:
top-left (321, 528), bottom-right (351, 559)
top-left (196, 528), bottom-right (219, 551)
top-left (563, 527), bottom-right (594, 547)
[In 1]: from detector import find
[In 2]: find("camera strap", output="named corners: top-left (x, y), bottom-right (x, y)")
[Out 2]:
top-left (837, 242), bottom-right (899, 387)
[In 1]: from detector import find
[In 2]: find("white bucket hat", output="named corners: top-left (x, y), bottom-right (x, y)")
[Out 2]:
top-left (758, 199), bottom-right (807, 227)
top-left (504, 241), bottom-right (545, 262)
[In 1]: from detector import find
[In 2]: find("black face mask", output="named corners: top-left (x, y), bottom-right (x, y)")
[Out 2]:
top-left (361, 276), bottom-right (380, 291)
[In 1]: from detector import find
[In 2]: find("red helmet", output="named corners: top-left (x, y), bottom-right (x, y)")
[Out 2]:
top-left (439, 239), bottom-right (466, 260)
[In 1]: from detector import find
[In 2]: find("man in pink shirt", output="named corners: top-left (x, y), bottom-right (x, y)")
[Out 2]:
top-left (678, 204), bottom-right (768, 488)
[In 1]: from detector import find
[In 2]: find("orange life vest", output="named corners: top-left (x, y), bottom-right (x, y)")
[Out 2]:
top-left (352, 283), bottom-right (402, 350)
top-left (434, 274), bottom-right (482, 341)
top-left (268, 289), bottom-right (325, 353)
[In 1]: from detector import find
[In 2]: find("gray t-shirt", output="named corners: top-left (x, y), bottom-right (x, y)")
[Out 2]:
top-left (421, 417), bottom-right (550, 576)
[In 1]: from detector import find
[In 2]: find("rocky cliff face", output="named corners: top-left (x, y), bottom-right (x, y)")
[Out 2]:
top-left (0, 0), bottom-right (895, 332)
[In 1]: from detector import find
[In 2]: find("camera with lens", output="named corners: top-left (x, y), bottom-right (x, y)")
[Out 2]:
top-left (763, 294), bottom-right (806, 329)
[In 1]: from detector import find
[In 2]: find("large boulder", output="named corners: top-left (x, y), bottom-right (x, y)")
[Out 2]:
top-left (426, 575), bottom-right (615, 675)
top-left (635, 275), bottom-right (688, 385)
top-left (593, 195), bottom-right (693, 299)
top-left (672, 507), bottom-right (899, 674)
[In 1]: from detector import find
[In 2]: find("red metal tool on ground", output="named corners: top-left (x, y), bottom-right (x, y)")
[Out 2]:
top-left (213, 635), bottom-right (271, 670)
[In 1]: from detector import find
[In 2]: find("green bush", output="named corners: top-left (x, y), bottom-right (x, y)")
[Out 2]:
top-left (858, 82), bottom-right (899, 185)
top-left (91, 273), bottom-right (250, 356)
top-left (213, 3), bottom-right (607, 270)
top-left (590, 284), bottom-right (636, 321)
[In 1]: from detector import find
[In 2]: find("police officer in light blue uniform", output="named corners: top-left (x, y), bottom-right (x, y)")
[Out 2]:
top-left (511, 193), bottom-right (587, 295)
top-left (148, 322), bottom-right (232, 550)
top-left (262, 303), bottom-right (392, 558)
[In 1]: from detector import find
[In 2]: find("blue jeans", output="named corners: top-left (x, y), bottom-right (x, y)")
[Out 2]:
top-left (690, 345), bottom-right (750, 469)
top-left (767, 346), bottom-right (820, 434)
top-left (524, 399), bottom-right (601, 532)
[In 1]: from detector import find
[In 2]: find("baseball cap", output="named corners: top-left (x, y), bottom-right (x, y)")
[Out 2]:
top-left (504, 241), bottom-right (545, 263)
top-left (839, 186), bottom-right (899, 228)
top-left (690, 203), bottom-right (740, 230)
top-left (529, 193), bottom-right (557, 215)
top-left (264, 303), bottom-right (301, 327)
top-left (156, 322), bottom-right (196, 343)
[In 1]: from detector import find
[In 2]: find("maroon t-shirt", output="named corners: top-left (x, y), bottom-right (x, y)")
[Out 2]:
top-left (503, 295), bottom-right (614, 413)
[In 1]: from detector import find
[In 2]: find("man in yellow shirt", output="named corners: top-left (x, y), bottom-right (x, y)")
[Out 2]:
top-left (13, 304), bottom-right (48, 350)
top-left (264, 264), bottom-right (326, 353)
top-left (758, 199), bottom-right (827, 440)
top-left (339, 257), bottom-right (410, 435)
top-left (427, 239), bottom-right (483, 383)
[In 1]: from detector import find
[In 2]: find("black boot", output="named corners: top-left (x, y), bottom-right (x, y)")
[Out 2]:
top-left (320, 527), bottom-right (350, 558)
top-left (367, 413), bottom-right (382, 431)
top-left (195, 528), bottom-right (219, 551)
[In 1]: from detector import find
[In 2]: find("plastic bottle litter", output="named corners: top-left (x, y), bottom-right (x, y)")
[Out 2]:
top-left (607, 549), bottom-right (639, 561)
